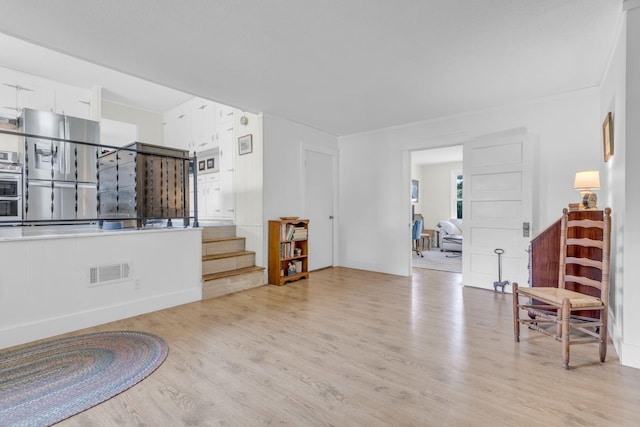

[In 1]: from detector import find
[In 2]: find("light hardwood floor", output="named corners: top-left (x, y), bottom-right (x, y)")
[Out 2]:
top-left (54, 267), bottom-right (640, 426)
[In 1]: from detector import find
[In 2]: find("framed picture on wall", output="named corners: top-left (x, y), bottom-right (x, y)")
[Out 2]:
top-left (411, 179), bottom-right (419, 203)
top-left (238, 134), bottom-right (253, 155)
top-left (603, 112), bottom-right (613, 162)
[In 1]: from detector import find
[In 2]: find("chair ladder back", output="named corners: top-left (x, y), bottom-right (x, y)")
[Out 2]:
top-left (558, 208), bottom-right (612, 301)
top-left (600, 208), bottom-right (612, 307)
top-left (558, 209), bottom-right (569, 290)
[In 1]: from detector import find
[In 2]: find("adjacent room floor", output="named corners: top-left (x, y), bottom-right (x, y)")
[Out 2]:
top-left (412, 247), bottom-right (462, 273)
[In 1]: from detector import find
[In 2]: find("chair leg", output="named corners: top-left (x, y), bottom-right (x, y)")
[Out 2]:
top-left (512, 282), bottom-right (520, 342)
top-left (599, 310), bottom-right (608, 363)
top-left (413, 239), bottom-right (423, 257)
top-left (562, 298), bottom-right (570, 370)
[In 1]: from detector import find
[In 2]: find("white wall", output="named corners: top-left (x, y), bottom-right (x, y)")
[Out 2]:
top-left (0, 228), bottom-right (202, 349)
top-left (262, 114), bottom-right (339, 276)
top-left (101, 100), bottom-right (164, 146)
top-left (622, 6), bottom-right (640, 369)
top-left (234, 111), bottom-right (264, 268)
top-left (603, 4), bottom-right (640, 370)
top-left (339, 88), bottom-right (603, 277)
top-left (600, 10), bottom-right (627, 367)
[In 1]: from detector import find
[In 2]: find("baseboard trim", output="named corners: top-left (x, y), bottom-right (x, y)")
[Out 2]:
top-left (620, 342), bottom-right (640, 369)
top-left (0, 288), bottom-right (202, 350)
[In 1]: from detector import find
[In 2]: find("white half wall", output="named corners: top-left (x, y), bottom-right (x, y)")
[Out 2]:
top-left (0, 228), bottom-right (202, 349)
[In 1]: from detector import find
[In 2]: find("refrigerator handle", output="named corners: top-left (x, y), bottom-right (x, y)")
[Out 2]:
top-left (64, 120), bottom-right (70, 176)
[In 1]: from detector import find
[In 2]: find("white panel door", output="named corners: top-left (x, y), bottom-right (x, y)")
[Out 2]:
top-left (462, 133), bottom-right (533, 290)
top-left (304, 149), bottom-right (334, 270)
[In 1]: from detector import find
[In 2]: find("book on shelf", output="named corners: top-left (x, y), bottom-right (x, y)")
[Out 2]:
top-left (280, 223), bottom-right (307, 241)
top-left (281, 224), bottom-right (297, 241)
top-left (292, 226), bottom-right (307, 240)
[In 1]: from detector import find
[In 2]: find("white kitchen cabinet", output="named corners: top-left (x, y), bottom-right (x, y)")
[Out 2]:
top-left (1, 66), bottom-right (91, 121)
top-left (0, 69), bottom-right (18, 118)
top-left (217, 124), bottom-right (235, 218)
top-left (192, 98), bottom-right (215, 153)
top-left (0, 77), bottom-right (55, 118)
top-left (54, 84), bottom-right (91, 119)
top-left (16, 80), bottom-right (56, 115)
top-left (164, 97), bottom-right (237, 220)
top-left (214, 103), bottom-right (234, 126)
top-left (196, 173), bottom-right (221, 219)
top-left (164, 101), bottom-right (193, 152)
top-left (205, 173), bottom-right (221, 218)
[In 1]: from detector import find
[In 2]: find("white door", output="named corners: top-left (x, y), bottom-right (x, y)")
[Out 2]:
top-left (462, 132), bottom-right (533, 290)
top-left (304, 149), bottom-right (334, 270)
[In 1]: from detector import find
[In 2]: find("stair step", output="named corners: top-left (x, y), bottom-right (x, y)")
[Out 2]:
top-left (202, 250), bottom-right (254, 261)
top-left (202, 267), bottom-right (265, 300)
top-left (203, 265), bottom-right (265, 281)
top-left (201, 225), bottom-right (236, 241)
top-left (202, 237), bottom-right (246, 256)
top-left (202, 251), bottom-right (255, 275)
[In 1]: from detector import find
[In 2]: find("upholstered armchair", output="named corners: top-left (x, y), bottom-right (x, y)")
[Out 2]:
top-left (438, 219), bottom-right (463, 253)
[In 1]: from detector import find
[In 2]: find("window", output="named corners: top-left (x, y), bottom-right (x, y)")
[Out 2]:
top-left (451, 170), bottom-right (463, 219)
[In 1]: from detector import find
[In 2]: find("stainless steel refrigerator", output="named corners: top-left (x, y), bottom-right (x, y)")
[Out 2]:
top-left (19, 108), bottom-right (99, 221)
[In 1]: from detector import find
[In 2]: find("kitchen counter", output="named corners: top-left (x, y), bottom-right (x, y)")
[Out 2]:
top-left (0, 222), bottom-right (196, 242)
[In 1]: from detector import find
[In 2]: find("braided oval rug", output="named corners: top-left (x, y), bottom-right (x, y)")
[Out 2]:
top-left (0, 331), bottom-right (168, 426)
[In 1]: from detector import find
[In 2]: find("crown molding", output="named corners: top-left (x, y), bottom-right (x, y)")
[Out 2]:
top-left (624, 0), bottom-right (640, 11)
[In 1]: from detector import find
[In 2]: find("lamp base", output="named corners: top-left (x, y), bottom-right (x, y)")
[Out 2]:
top-left (580, 191), bottom-right (598, 210)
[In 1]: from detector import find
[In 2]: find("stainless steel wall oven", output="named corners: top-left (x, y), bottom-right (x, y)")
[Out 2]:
top-left (0, 155), bottom-right (22, 222)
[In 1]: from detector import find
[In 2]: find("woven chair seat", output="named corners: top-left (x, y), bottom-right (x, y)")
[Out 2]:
top-left (519, 287), bottom-right (603, 309)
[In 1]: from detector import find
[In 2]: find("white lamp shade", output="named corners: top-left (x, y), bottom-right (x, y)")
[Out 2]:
top-left (573, 170), bottom-right (600, 190)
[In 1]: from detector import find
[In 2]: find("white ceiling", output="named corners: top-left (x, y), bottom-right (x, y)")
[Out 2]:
top-left (0, 0), bottom-right (623, 136)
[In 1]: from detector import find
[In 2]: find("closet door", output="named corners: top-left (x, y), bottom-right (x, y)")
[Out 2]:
top-left (304, 148), bottom-right (335, 271)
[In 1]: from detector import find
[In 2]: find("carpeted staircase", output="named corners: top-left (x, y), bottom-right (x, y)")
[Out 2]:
top-left (201, 226), bottom-right (265, 299)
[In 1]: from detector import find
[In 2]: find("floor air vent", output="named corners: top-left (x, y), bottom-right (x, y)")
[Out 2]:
top-left (89, 262), bottom-right (131, 286)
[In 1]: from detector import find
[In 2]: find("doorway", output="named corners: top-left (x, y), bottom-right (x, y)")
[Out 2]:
top-left (410, 146), bottom-right (463, 272)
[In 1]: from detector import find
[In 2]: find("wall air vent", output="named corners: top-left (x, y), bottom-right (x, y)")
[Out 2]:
top-left (88, 262), bottom-right (131, 286)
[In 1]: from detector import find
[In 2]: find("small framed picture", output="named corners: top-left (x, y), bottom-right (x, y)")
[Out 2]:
top-left (603, 112), bottom-right (613, 162)
top-left (206, 158), bottom-right (215, 169)
top-left (198, 160), bottom-right (205, 171)
top-left (238, 134), bottom-right (253, 155)
top-left (411, 179), bottom-right (419, 203)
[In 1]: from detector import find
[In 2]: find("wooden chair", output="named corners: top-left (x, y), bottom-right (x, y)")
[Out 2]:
top-left (413, 214), bottom-right (433, 251)
top-left (512, 207), bottom-right (611, 369)
top-left (412, 217), bottom-right (424, 257)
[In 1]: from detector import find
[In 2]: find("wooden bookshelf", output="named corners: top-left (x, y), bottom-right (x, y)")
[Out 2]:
top-left (268, 219), bottom-right (309, 286)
